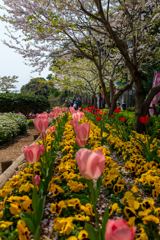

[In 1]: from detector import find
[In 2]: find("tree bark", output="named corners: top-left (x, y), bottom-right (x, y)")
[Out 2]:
top-left (93, 94), bottom-right (97, 107)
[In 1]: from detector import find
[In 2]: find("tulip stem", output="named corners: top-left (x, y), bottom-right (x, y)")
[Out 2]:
top-left (90, 180), bottom-right (101, 240)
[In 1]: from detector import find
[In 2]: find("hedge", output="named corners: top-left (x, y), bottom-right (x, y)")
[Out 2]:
top-left (0, 113), bottom-right (28, 143)
top-left (0, 93), bottom-right (50, 115)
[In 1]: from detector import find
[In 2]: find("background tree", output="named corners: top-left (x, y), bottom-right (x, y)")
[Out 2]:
top-left (21, 77), bottom-right (54, 98)
top-left (0, 75), bottom-right (18, 93)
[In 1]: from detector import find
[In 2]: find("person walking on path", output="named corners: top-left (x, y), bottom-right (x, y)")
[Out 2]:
top-left (122, 101), bottom-right (126, 110)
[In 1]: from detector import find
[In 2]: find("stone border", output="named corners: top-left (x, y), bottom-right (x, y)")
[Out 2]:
top-left (0, 136), bottom-right (40, 190)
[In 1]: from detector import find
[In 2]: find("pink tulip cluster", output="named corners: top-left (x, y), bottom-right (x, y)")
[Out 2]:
top-left (75, 148), bottom-right (105, 179)
top-left (72, 112), bottom-right (84, 122)
top-left (105, 218), bottom-right (136, 240)
top-left (23, 144), bottom-right (45, 164)
top-left (33, 112), bottom-right (49, 133)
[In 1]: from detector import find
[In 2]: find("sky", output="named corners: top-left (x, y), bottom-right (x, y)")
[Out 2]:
top-left (0, 0), bottom-right (50, 92)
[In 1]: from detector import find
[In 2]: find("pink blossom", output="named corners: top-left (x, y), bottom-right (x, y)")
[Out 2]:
top-left (75, 148), bottom-right (105, 179)
top-left (74, 123), bottom-right (90, 141)
top-left (75, 137), bottom-right (87, 147)
top-left (33, 117), bottom-right (48, 133)
top-left (105, 219), bottom-right (136, 240)
top-left (70, 119), bottom-right (78, 127)
top-left (49, 112), bottom-right (56, 119)
top-left (32, 175), bottom-right (41, 186)
top-left (23, 145), bottom-right (42, 164)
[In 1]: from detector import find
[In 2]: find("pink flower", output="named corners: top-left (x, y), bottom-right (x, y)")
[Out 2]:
top-left (32, 175), bottom-right (41, 186)
top-left (75, 148), bottom-right (105, 179)
top-left (23, 145), bottom-right (43, 164)
top-left (49, 126), bottom-right (56, 133)
top-left (39, 145), bottom-right (45, 155)
top-left (70, 119), bottom-right (78, 127)
top-left (75, 137), bottom-right (87, 147)
top-left (99, 110), bottom-right (103, 115)
top-left (105, 218), bottom-right (136, 240)
top-left (74, 123), bottom-right (90, 141)
top-left (36, 112), bottom-right (48, 118)
top-left (33, 117), bottom-right (48, 133)
top-left (49, 112), bottom-right (56, 119)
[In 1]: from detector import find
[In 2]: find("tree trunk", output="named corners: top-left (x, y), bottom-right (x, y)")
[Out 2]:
top-left (93, 94), bottom-right (97, 108)
top-left (110, 80), bottom-right (114, 103)
top-left (133, 72), bottom-right (145, 133)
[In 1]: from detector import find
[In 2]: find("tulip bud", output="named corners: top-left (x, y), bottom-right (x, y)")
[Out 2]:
top-left (32, 175), bottom-right (41, 186)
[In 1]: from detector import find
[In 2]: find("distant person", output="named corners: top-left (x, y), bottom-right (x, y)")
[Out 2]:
top-left (122, 101), bottom-right (126, 110)
top-left (78, 99), bottom-right (81, 109)
top-left (73, 99), bottom-right (77, 110)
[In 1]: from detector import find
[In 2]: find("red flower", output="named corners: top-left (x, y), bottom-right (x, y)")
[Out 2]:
top-left (99, 110), bottom-right (103, 115)
top-left (120, 117), bottom-right (125, 121)
top-left (139, 116), bottom-right (149, 124)
top-left (114, 108), bottom-right (121, 113)
top-left (96, 117), bottom-right (102, 121)
top-left (90, 106), bottom-right (95, 110)
top-left (111, 115), bottom-right (114, 117)
top-left (94, 112), bottom-right (97, 114)
top-left (104, 112), bottom-right (107, 115)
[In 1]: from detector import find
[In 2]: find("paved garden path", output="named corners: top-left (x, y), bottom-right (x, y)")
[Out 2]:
top-left (0, 127), bottom-right (37, 174)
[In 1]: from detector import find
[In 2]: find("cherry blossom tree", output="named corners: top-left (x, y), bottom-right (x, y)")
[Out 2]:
top-left (1, 0), bottom-right (132, 114)
top-left (1, 0), bottom-right (160, 131)
top-left (0, 75), bottom-right (18, 92)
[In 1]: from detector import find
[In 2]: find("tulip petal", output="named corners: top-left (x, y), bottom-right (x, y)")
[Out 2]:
top-left (113, 227), bottom-right (134, 240)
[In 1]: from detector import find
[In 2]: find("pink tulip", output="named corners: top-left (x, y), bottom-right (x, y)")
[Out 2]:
top-left (33, 117), bottom-right (48, 133)
top-left (74, 123), bottom-right (90, 141)
top-left (36, 112), bottom-right (48, 118)
top-left (75, 148), bottom-right (105, 179)
top-left (39, 145), bottom-right (45, 155)
top-left (32, 175), bottom-right (41, 186)
top-left (72, 112), bottom-right (84, 122)
top-left (70, 119), bottom-right (78, 127)
top-left (105, 219), bottom-right (136, 240)
top-left (75, 137), bottom-right (87, 147)
top-left (49, 126), bottom-right (56, 133)
top-left (23, 145), bottom-right (43, 164)
top-left (49, 112), bottom-right (56, 119)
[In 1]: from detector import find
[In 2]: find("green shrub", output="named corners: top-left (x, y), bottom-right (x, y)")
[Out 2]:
top-left (27, 119), bottom-right (34, 127)
top-left (148, 116), bottom-right (160, 135)
top-left (0, 93), bottom-right (50, 115)
top-left (81, 104), bottom-right (87, 109)
top-left (119, 111), bottom-right (135, 127)
top-left (0, 113), bottom-right (28, 144)
top-left (126, 107), bottom-right (135, 112)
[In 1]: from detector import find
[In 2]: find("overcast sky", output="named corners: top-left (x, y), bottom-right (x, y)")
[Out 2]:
top-left (0, 0), bottom-right (50, 92)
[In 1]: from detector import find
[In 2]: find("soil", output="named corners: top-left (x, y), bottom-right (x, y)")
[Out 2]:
top-left (0, 127), bottom-right (38, 174)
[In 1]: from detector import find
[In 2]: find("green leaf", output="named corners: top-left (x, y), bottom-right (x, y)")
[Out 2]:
top-left (37, 196), bottom-right (46, 226)
top-left (70, 193), bottom-right (90, 201)
top-left (20, 212), bottom-right (33, 223)
top-left (34, 226), bottom-right (40, 240)
top-left (85, 223), bottom-right (98, 240)
top-left (80, 199), bottom-right (90, 205)
top-left (21, 218), bottom-right (35, 234)
top-left (101, 206), bottom-right (109, 240)
top-left (32, 187), bottom-right (38, 213)
top-left (94, 175), bottom-right (103, 205)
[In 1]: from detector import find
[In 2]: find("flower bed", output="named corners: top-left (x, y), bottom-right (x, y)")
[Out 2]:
top-left (0, 107), bottom-right (160, 240)
top-left (0, 113), bottom-right (28, 144)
